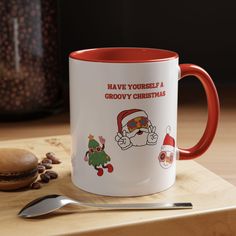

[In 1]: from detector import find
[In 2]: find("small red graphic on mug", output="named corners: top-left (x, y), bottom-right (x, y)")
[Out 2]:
top-left (84, 134), bottom-right (113, 176)
top-left (115, 109), bottom-right (158, 150)
top-left (158, 126), bottom-right (175, 169)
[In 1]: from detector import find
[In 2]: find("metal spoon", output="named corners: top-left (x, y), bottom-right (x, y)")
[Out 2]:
top-left (18, 194), bottom-right (193, 218)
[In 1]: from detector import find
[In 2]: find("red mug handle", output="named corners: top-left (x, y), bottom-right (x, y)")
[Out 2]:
top-left (178, 64), bottom-right (220, 160)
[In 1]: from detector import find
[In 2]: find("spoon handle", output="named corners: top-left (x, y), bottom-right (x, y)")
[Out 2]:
top-left (78, 202), bottom-right (193, 210)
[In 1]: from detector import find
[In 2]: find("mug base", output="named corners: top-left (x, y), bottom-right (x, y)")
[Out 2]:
top-left (71, 176), bottom-right (176, 197)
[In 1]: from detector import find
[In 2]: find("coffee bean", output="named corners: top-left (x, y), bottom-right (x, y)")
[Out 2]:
top-left (45, 152), bottom-right (61, 164)
top-left (42, 163), bottom-right (52, 169)
top-left (31, 181), bottom-right (41, 189)
top-left (45, 170), bottom-right (58, 179)
top-left (42, 158), bottom-right (52, 164)
top-left (37, 164), bottom-right (46, 173)
top-left (46, 152), bottom-right (55, 159)
top-left (51, 159), bottom-right (61, 164)
top-left (40, 173), bottom-right (50, 183)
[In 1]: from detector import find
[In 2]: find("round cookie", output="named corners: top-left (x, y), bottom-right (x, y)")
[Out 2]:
top-left (0, 148), bottom-right (38, 191)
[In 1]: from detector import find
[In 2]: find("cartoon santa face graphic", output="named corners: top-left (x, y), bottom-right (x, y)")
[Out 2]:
top-left (115, 109), bottom-right (158, 150)
top-left (158, 126), bottom-right (175, 169)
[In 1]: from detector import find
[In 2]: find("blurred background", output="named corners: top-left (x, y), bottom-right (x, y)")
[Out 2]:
top-left (0, 0), bottom-right (235, 121)
top-left (59, 0), bottom-right (236, 108)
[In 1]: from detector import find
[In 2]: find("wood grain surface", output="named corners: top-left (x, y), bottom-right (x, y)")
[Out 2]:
top-left (0, 135), bottom-right (236, 236)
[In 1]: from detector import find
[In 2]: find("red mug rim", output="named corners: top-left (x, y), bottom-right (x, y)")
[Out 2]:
top-left (69, 47), bottom-right (179, 63)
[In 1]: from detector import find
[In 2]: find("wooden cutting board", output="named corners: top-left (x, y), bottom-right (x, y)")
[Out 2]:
top-left (1, 135), bottom-right (236, 236)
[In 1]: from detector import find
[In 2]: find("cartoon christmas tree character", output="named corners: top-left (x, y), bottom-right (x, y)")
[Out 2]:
top-left (158, 126), bottom-right (175, 169)
top-left (84, 134), bottom-right (113, 176)
top-left (115, 109), bottom-right (158, 150)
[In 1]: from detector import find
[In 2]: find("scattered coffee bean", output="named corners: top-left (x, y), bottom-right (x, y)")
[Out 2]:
top-left (31, 152), bottom-right (61, 189)
top-left (31, 181), bottom-right (41, 189)
top-left (45, 170), bottom-right (58, 179)
top-left (42, 163), bottom-right (52, 169)
top-left (46, 152), bottom-right (55, 159)
top-left (46, 152), bottom-right (61, 164)
top-left (40, 173), bottom-right (50, 183)
top-left (37, 164), bottom-right (46, 173)
top-left (42, 158), bottom-right (52, 164)
top-left (52, 159), bottom-right (61, 164)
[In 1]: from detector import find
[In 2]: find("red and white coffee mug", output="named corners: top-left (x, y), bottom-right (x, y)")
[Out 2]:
top-left (69, 47), bottom-right (219, 196)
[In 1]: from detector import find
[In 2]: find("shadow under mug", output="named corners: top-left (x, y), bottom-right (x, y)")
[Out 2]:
top-left (69, 47), bottom-right (220, 196)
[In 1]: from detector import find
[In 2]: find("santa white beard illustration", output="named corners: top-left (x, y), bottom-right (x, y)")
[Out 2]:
top-left (127, 127), bottom-right (149, 146)
top-left (115, 109), bottom-right (158, 150)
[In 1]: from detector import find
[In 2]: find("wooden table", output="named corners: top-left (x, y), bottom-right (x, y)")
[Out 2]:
top-left (0, 106), bottom-right (236, 235)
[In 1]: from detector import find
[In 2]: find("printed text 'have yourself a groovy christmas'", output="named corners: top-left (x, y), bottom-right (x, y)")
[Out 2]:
top-left (105, 82), bottom-right (166, 100)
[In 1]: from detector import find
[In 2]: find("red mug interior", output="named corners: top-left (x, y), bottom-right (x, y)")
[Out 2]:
top-left (69, 47), bottom-right (178, 63)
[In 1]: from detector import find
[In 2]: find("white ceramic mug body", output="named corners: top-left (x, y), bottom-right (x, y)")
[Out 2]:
top-left (69, 48), bottom-right (179, 196)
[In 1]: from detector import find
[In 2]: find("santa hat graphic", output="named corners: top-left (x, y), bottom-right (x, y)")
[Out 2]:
top-left (161, 126), bottom-right (175, 152)
top-left (117, 109), bottom-right (148, 133)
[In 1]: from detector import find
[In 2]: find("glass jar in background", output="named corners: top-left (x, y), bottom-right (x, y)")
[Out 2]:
top-left (0, 0), bottom-right (62, 120)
